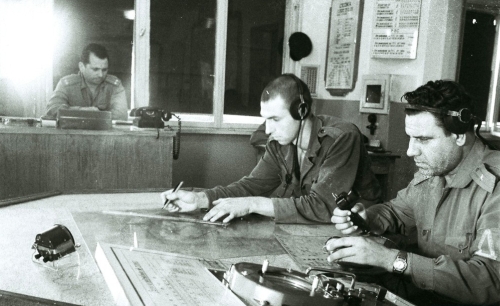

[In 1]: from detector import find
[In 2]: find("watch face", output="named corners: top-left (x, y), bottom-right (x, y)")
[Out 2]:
top-left (394, 259), bottom-right (405, 270)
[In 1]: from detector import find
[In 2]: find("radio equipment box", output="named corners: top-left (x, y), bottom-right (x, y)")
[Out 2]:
top-left (57, 109), bottom-right (112, 130)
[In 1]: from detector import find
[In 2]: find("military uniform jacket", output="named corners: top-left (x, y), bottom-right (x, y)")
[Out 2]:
top-left (367, 138), bottom-right (500, 304)
top-left (46, 72), bottom-right (128, 120)
top-left (204, 114), bottom-right (382, 224)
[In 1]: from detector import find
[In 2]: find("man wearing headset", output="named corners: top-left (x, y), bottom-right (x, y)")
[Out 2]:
top-left (161, 74), bottom-right (381, 224)
top-left (326, 80), bottom-right (500, 305)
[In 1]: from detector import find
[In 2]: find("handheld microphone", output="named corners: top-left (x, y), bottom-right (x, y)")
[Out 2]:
top-left (332, 191), bottom-right (370, 233)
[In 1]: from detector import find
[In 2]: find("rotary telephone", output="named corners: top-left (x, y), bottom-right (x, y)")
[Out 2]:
top-left (129, 107), bottom-right (181, 160)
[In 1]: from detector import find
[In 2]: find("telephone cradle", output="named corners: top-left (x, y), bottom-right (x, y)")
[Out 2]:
top-left (130, 107), bottom-right (172, 128)
top-left (129, 106), bottom-right (181, 160)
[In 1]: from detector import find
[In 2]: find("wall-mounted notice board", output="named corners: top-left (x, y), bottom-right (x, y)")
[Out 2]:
top-left (325, 0), bottom-right (363, 96)
top-left (371, 0), bottom-right (422, 59)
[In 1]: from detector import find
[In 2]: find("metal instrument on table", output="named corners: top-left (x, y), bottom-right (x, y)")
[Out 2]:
top-left (32, 224), bottom-right (77, 263)
top-left (219, 260), bottom-right (414, 306)
top-left (96, 243), bottom-right (414, 306)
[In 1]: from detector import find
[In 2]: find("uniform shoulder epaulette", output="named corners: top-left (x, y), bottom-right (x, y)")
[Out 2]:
top-left (105, 74), bottom-right (122, 86)
top-left (60, 74), bottom-right (80, 86)
top-left (471, 164), bottom-right (497, 193)
top-left (317, 115), bottom-right (359, 139)
top-left (318, 126), bottom-right (342, 139)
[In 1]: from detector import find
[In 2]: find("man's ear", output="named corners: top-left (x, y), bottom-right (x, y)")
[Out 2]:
top-left (78, 62), bottom-right (85, 73)
top-left (455, 133), bottom-right (466, 147)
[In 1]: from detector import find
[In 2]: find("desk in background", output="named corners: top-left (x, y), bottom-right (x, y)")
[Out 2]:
top-left (368, 152), bottom-right (401, 201)
top-left (0, 126), bottom-right (175, 200)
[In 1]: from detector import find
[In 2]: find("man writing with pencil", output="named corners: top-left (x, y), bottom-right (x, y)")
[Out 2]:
top-left (163, 181), bottom-right (183, 209)
top-left (161, 74), bottom-right (381, 224)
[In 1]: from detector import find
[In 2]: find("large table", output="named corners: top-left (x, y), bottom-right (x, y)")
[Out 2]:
top-left (0, 192), bottom-right (338, 305)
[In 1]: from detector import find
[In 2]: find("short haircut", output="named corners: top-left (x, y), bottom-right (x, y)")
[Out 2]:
top-left (260, 74), bottom-right (312, 108)
top-left (80, 43), bottom-right (109, 64)
top-left (402, 80), bottom-right (475, 134)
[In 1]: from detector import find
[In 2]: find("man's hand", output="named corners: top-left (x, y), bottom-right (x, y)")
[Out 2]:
top-left (160, 190), bottom-right (208, 213)
top-left (325, 236), bottom-right (397, 272)
top-left (331, 203), bottom-right (368, 235)
top-left (202, 197), bottom-right (274, 223)
top-left (202, 198), bottom-right (252, 223)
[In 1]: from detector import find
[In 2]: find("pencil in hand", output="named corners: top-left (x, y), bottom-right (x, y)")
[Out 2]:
top-left (163, 181), bottom-right (184, 210)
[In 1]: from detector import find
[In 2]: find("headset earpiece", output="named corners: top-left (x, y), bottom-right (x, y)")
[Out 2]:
top-left (443, 114), bottom-right (468, 134)
top-left (297, 97), bottom-right (308, 120)
top-left (447, 108), bottom-right (474, 134)
top-left (285, 74), bottom-right (310, 120)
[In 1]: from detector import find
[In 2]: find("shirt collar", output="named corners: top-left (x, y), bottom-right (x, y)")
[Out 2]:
top-left (79, 72), bottom-right (105, 91)
top-left (308, 114), bottom-right (322, 157)
top-left (78, 72), bottom-right (87, 90)
top-left (448, 137), bottom-right (484, 188)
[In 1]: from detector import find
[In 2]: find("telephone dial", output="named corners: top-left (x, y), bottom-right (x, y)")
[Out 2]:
top-left (129, 107), bottom-right (171, 128)
top-left (129, 107), bottom-right (181, 160)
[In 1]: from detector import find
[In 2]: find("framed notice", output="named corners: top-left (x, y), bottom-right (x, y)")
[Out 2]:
top-left (371, 0), bottom-right (422, 59)
top-left (359, 75), bottom-right (390, 114)
top-left (325, 0), bottom-right (363, 96)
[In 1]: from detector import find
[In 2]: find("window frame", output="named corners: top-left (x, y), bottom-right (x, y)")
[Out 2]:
top-left (132, 0), bottom-right (301, 133)
top-left (489, 13), bottom-right (500, 135)
top-left (464, 3), bottom-right (500, 135)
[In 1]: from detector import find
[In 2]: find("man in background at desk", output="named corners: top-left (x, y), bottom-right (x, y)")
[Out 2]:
top-left (45, 43), bottom-right (128, 120)
top-left (327, 80), bottom-right (500, 305)
top-left (161, 74), bottom-right (381, 224)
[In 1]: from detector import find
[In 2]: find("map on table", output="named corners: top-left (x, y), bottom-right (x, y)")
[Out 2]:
top-left (95, 243), bottom-right (245, 306)
top-left (274, 234), bottom-right (337, 270)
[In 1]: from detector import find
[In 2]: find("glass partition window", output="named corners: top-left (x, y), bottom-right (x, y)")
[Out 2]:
top-left (461, 2), bottom-right (500, 135)
top-left (148, 0), bottom-right (286, 127)
top-left (149, 0), bottom-right (217, 115)
top-left (0, 0), bottom-right (53, 117)
top-left (225, 0), bottom-right (286, 117)
top-left (0, 0), bottom-right (290, 128)
top-left (53, 0), bottom-right (134, 109)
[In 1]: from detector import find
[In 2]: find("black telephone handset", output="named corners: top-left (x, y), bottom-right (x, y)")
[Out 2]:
top-left (130, 107), bottom-right (181, 160)
top-left (130, 107), bottom-right (171, 127)
top-left (332, 190), bottom-right (371, 233)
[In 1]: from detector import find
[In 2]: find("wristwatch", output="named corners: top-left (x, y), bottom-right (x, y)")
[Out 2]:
top-left (392, 251), bottom-right (408, 274)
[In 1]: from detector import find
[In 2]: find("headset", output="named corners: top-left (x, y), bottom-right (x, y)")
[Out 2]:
top-left (405, 103), bottom-right (498, 150)
top-left (283, 73), bottom-right (311, 120)
top-left (404, 104), bottom-right (475, 135)
top-left (280, 74), bottom-right (312, 185)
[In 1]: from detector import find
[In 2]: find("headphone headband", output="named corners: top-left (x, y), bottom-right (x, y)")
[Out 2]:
top-left (404, 104), bottom-right (474, 124)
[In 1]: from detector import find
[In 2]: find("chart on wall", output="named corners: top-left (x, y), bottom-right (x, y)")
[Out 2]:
top-left (325, 0), bottom-right (362, 95)
top-left (371, 0), bottom-right (422, 59)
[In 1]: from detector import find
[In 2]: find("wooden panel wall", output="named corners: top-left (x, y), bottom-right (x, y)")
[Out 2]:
top-left (0, 127), bottom-right (173, 200)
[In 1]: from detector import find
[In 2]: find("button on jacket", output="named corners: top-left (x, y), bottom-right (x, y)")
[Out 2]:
top-left (46, 72), bottom-right (128, 120)
top-left (367, 138), bottom-right (500, 304)
top-left (204, 115), bottom-right (382, 224)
